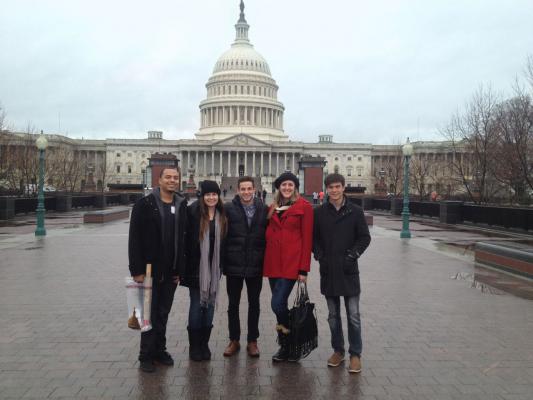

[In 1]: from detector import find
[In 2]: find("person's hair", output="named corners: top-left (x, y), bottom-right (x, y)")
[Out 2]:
top-left (237, 176), bottom-right (255, 189)
top-left (324, 173), bottom-right (345, 187)
top-left (198, 194), bottom-right (227, 239)
top-left (267, 188), bottom-right (300, 219)
top-left (159, 167), bottom-right (179, 178)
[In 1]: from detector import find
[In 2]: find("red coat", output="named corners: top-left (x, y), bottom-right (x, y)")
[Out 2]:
top-left (263, 197), bottom-right (314, 279)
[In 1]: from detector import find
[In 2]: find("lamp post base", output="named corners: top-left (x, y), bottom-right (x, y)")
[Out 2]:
top-left (400, 230), bottom-right (411, 238)
top-left (35, 227), bottom-right (47, 237)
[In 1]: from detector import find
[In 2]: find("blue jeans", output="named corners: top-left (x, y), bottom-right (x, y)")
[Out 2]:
top-left (326, 295), bottom-right (362, 357)
top-left (268, 278), bottom-right (296, 328)
top-left (188, 288), bottom-right (215, 330)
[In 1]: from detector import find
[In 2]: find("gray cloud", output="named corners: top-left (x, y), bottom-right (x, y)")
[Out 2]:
top-left (1, 0), bottom-right (532, 143)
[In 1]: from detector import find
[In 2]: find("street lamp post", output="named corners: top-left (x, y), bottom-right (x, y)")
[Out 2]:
top-left (400, 138), bottom-right (413, 238)
top-left (35, 131), bottom-right (48, 237)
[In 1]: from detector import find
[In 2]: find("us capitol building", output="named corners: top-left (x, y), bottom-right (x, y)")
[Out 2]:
top-left (4, 1), bottom-right (457, 194)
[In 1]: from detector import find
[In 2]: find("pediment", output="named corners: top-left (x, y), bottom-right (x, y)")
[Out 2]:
top-left (213, 134), bottom-right (270, 148)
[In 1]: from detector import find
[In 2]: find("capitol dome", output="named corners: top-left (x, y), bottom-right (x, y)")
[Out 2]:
top-left (196, 1), bottom-right (287, 142)
top-left (213, 45), bottom-right (271, 76)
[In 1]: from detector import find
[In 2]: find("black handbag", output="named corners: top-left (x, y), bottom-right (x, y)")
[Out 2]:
top-left (287, 282), bottom-right (318, 360)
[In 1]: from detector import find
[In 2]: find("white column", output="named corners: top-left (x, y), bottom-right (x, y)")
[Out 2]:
top-left (228, 151), bottom-right (232, 177)
top-left (260, 152), bottom-right (264, 177)
top-left (235, 152), bottom-right (239, 176)
top-left (284, 153), bottom-right (287, 172)
top-left (276, 152), bottom-right (280, 175)
top-left (211, 151), bottom-right (214, 175)
top-left (292, 152), bottom-right (296, 172)
top-left (244, 152), bottom-right (248, 175)
top-left (269, 152), bottom-right (272, 176)
top-left (219, 151), bottom-right (223, 175)
top-left (203, 151), bottom-right (207, 176)
top-left (195, 150), bottom-right (199, 173)
top-left (252, 107), bottom-right (255, 126)
top-left (252, 152), bottom-right (256, 177)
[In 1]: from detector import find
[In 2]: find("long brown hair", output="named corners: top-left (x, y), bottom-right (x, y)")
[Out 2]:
top-left (198, 195), bottom-right (227, 239)
top-left (267, 188), bottom-right (300, 219)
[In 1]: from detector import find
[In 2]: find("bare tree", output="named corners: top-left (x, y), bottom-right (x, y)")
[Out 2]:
top-left (491, 86), bottom-right (533, 202)
top-left (409, 153), bottom-right (431, 200)
top-left (442, 85), bottom-right (501, 204)
top-left (46, 144), bottom-right (84, 192)
top-left (379, 145), bottom-right (404, 196)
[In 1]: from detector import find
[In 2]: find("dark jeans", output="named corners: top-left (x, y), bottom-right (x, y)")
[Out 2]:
top-left (226, 275), bottom-right (263, 342)
top-left (188, 288), bottom-right (215, 330)
top-left (326, 295), bottom-right (362, 357)
top-left (139, 279), bottom-right (177, 362)
top-left (268, 278), bottom-right (296, 328)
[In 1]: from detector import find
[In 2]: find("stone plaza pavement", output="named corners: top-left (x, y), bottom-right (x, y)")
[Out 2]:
top-left (1, 210), bottom-right (533, 400)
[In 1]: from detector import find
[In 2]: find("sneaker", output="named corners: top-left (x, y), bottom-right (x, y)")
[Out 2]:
top-left (223, 340), bottom-right (240, 357)
top-left (139, 360), bottom-right (155, 373)
top-left (348, 355), bottom-right (361, 373)
top-left (327, 352), bottom-right (345, 367)
top-left (154, 351), bottom-right (174, 366)
top-left (246, 341), bottom-right (260, 358)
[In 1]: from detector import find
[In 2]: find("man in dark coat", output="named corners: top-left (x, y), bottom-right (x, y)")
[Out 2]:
top-left (313, 173), bottom-right (371, 374)
top-left (222, 176), bottom-right (268, 357)
top-left (128, 167), bottom-right (187, 373)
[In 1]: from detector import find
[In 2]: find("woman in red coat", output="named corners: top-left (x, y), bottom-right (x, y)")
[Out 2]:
top-left (263, 172), bottom-right (313, 362)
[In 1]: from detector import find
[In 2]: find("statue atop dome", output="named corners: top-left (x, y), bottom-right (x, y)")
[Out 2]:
top-left (239, 1), bottom-right (246, 23)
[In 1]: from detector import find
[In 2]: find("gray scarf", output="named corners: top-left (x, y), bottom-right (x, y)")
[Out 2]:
top-left (199, 211), bottom-right (221, 307)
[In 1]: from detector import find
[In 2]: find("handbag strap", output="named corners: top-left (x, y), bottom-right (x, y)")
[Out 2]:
top-left (293, 281), bottom-right (310, 307)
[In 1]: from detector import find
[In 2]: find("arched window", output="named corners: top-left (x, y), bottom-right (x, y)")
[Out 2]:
top-left (334, 165), bottom-right (339, 173)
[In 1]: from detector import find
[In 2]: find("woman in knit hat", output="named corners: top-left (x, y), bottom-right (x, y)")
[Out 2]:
top-left (263, 172), bottom-right (313, 362)
top-left (181, 180), bottom-right (227, 361)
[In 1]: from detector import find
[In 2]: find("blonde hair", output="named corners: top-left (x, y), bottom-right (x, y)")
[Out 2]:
top-left (267, 189), bottom-right (300, 219)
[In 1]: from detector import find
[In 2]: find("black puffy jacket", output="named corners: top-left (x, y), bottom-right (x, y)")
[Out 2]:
top-left (223, 196), bottom-right (268, 278)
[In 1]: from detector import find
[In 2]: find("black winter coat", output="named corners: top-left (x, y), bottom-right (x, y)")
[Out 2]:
top-left (223, 196), bottom-right (268, 277)
top-left (128, 191), bottom-right (187, 281)
top-left (181, 201), bottom-right (226, 288)
top-left (313, 198), bottom-right (371, 297)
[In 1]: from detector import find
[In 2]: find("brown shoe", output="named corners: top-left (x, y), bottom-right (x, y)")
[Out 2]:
top-left (223, 340), bottom-right (240, 357)
top-left (348, 355), bottom-right (361, 373)
top-left (246, 341), bottom-right (260, 358)
top-left (327, 352), bottom-right (345, 367)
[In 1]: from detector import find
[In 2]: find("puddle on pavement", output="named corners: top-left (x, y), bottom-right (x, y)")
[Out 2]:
top-left (24, 246), bottom-right (43, 251)
top-left (450, 272), bottom-right (505, 295)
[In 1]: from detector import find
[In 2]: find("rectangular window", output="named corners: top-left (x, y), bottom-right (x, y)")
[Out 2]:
top-left (116, 165), bottom-right (121, 173)
top-left (128, 166), bottom-right (132, 174)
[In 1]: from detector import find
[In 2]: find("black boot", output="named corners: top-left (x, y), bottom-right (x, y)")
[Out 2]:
top-left (201, 325), bottom-right (213, 361)
top-left (187, 327), bottom-right (203, 362)
top-left (272, 326), bottom-right (290, 362)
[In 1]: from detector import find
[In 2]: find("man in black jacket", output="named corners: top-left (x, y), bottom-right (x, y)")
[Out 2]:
top-left (222, 176), bottom-right (268, 357)
top-left (128, 167), bottom-right (187, 373)
top-left (313, 173), bottom-right (371, 374)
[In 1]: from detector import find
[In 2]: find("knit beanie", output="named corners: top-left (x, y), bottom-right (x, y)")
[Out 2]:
top-left (274, 172), bottom-right (300, 189)
top-left (200, 180), bottom-right (221, 196)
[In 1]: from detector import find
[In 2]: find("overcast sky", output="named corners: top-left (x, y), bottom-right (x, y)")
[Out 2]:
top-left (1, 0), bottom-right (532, 144)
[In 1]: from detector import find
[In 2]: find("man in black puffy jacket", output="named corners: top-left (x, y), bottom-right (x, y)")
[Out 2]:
top-left (222, 176), bottom-right (268, 357)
